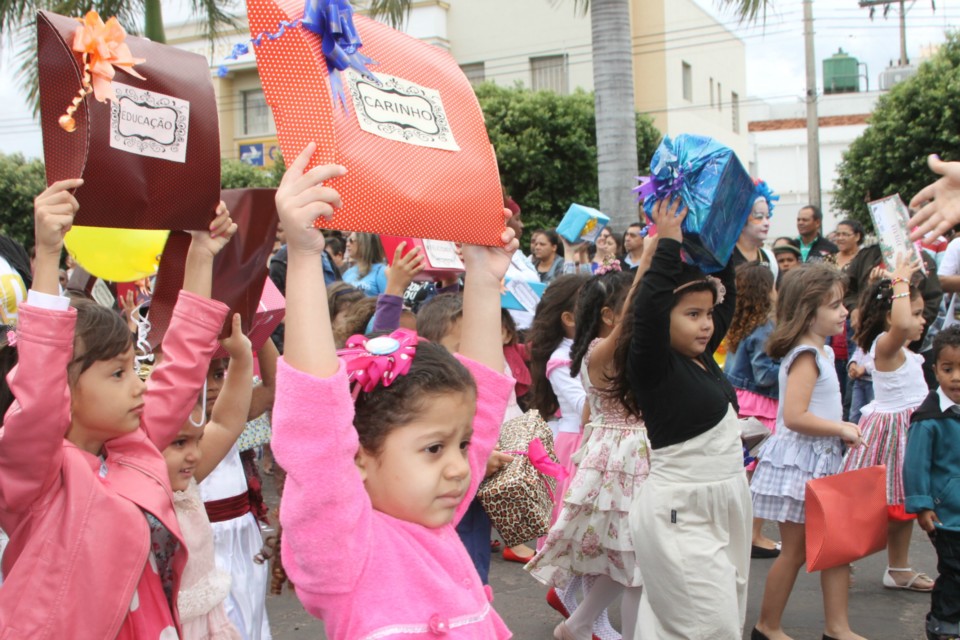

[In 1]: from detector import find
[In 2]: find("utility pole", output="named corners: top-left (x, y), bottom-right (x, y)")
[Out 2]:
top-left (899, 0), bottom-right (908, 65)
top-left (803, 0), bottom-right (821, 210)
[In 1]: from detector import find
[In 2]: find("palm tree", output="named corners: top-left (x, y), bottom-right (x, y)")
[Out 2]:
top-left (367, 0), bottom-right (771, 230)
top-left (1, 0), bottom-right (238, 113)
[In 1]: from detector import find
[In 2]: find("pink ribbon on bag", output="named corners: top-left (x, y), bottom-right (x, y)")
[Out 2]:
top-left (502, 437), bottom-right (568, 500)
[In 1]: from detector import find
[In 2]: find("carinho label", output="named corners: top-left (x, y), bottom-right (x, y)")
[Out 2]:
top-left (346, 71), bottom-right (460, 152)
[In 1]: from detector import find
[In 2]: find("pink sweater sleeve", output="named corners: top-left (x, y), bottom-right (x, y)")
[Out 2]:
top-left (0, 304), bottom-right (74, 518)
top-left (271, 358), bottom-right (372, 603)
top-left (142, 291), bottom-right (230, 451)
top-left (454, 356), bottom-right (513, 526)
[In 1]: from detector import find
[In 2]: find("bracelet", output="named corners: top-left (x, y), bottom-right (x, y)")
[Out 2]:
top-left (892, 292), bottom-right (910, 300)
top-left (891, 276), bottom-right (908, 287)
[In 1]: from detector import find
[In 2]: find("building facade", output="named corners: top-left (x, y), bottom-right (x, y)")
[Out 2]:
top-left (165, 0), bottom-right (749, 167)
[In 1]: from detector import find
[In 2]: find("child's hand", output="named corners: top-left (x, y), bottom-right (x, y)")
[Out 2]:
top-left (189, 202), bottom-right (238, 258)
top-left (847, 362), bottom-right (865, 380)
top-left (484, 450), bottom-right (515, 479)
top-left (650, 197), bottom-right (687, 242)
top-left (891, 252), bottom-right (921, 284)
top-left (120, 289), bottom-right (139, 333)
top-left (219, 313), bottom-right (252, 362)
top-left (34, 179), bottom-right (83, 256)
top-left (918, 509), bottom-right (941, 533)
top-left (275, 142), bottom-right (345, 256)
top-left (910, 154), bottom-right (960, 240)
top-left (460, 208), bottom-right (519, 282)
top-left (838, 422), bottom-right (862, 448)
top-left (385, 242), bottom-right (425, 296)
top-left (560, 236), bottom-right (586, 264)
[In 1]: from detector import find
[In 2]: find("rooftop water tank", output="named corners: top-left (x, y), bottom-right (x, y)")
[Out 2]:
top-left (824, 48), bottom-right (860, 94)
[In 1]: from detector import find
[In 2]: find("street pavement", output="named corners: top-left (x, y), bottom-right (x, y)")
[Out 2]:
top-left (262, 476), bottom-right (934, 640)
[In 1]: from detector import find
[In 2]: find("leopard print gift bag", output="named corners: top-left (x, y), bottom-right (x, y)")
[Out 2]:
top-left (477, 411), bottom-right (560, 548)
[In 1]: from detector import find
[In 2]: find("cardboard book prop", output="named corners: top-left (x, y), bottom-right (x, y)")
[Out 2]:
top-left (37, 10), bottom-right (220, 230)
top-left (245, 0), bottom-right (505, 245)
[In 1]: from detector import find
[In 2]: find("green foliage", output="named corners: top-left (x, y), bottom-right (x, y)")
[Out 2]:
top-left (0, 153), bottom-right (47, 248)
top-left (220, 159), bottom-right (282, 189)
top-left (833, 32), bottom-right (960, 228)
top-left (473, 82), bottom-right (660, 247)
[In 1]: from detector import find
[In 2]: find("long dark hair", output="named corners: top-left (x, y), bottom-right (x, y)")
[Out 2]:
top-left (854, 277), bottom-right (921, 352)
top-left (527, 274), bottom-right (589, 417)
top-left (569, 271), bottom-right (632, 376)
top-left (607, 261), bottom-right (718, 418)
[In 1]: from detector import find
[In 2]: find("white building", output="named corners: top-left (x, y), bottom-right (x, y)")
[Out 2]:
top-left (166, 0), bottom-right (750, 166)
top-left (746, 91), bottom-right (880, 240)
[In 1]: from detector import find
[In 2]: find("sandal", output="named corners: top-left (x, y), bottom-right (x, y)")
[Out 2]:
top-left (883, 566), bottom-right (935, 592)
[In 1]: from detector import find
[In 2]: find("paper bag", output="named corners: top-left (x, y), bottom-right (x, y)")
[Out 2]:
top-left (37, 10), bottom-right (220, 230)
top-left (148, 189), bottom-right (282, 350)
top-left (805, 465), bottom-right (888, 572)
top-left (245, 0), bottom-right (505, 245)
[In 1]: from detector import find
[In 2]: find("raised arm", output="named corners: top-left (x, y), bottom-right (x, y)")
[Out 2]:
top-left (628, 199), bottom-right (688, 385)
top-left (143, 207), bottom-right (235, 450)
top-left (248, 338), bottom-right (278, 420)
top-left (876, 254), bottom-right (922, 368)
top-left (589, 233), bottom-right (657, 388)
top-left (194, 314), bottom-right (254, 483)
top-left (0, 180), bottom-right (82, 516)
top-left (707, 255), bottom-right (737, 354)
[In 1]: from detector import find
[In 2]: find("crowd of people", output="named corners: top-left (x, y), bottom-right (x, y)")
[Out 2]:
top-left (4, 149), bottom-right (960, 640)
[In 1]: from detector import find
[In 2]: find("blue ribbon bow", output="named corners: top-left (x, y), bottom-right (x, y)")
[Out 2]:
top-left (302, 0), bottom-right (378, 109)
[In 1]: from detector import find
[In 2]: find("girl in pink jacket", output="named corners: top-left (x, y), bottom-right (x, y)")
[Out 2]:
top-left (0, 178), bottom-right (236, 640)
top-left (270, 144), bottom-right (519, 640)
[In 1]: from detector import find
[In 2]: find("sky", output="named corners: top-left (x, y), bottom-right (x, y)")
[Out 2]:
top-left (0, 0), bottom-right (956, 160)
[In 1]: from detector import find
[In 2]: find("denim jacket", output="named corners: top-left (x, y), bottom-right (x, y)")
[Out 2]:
top-left (724, 320), bottom-right (780, 400)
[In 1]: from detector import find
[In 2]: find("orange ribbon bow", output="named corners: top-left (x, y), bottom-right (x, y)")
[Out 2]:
top-left (60, 11), bottom-right (146, 132)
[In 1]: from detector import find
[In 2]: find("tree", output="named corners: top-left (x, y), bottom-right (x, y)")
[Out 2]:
top-left (220, 156), bottom-right (286, 190)
top-left (1, 1), bottom-right (237, 113)
top-left (474, 83), bottom-right (659, 248)
top-left (0, 153), bottom-right (48, 248)
top-left (833, 31), bottom-right (960, 227)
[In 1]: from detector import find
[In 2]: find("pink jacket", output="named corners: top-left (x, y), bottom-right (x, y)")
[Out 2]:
top-left (272, 356), bottom-right (514, 640)
top-left (0, 291), bottom-right (228, 640)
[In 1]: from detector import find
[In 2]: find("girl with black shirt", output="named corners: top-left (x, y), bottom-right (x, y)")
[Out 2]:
top-left (610, 198), bottom-right (750, 639)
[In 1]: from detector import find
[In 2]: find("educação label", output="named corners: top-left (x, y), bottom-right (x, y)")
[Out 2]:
top-left (345, 71), bottom-right (460, 152)
top-left (109, 82), bottom-right (190, 163)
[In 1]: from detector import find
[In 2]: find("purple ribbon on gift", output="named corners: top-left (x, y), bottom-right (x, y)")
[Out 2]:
top-left (632, 166), bottom-right (688, 205)
top-left (302, 0), bottom-right (378, 110)
top-left (502, 437), bottom-right (568, 500)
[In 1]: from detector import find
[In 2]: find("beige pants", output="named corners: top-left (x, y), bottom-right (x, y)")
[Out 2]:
top-left (629, 406), bottom-right (752, 640)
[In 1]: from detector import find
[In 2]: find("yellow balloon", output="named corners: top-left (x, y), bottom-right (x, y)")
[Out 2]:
top-left (64, 226), bottom-right (170, 283)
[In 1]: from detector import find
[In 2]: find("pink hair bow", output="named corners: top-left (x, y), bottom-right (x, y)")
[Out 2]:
top-left (5, 331), bottom-right (16, 347)
top-left (338, 329), bottom-right (419, 398)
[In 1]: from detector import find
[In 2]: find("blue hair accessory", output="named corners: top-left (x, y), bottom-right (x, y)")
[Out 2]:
top-left (753, 179), bottom-right (779, 216)
top-left (216, 0), bottom-right (377, 110)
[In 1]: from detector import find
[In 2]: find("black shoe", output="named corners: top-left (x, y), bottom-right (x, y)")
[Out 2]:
top-left (751, 544), bottom-right (781, 559)
top-left (823, 636), bottom-right (838, 640)
top-left (751, 628), bottom-right (770, 640)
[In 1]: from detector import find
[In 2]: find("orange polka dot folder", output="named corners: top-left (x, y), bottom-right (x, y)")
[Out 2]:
top-left (247, 0), bottom-right (506, 246)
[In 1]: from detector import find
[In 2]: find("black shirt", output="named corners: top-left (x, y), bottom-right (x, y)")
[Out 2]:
top-left (626, 238), bottom-right (738, 449)
top-left (730, 245), bottom-right (772, 271)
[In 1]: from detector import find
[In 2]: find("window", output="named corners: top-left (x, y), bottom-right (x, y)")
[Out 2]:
top-left (531, 55), bottom-right (569, 94)
top-left (717, 82), bottom-right (722, 110)
top-left (709, 77), bottom-right (714, 106)
top-left (460, 62), bottom-right (486, 86)
top-left (682, 62), bottom-right (692, 101)
top-left (731, 91), bottom-right (740, 133)
top-left (241, 89), bottom-right (273, 136)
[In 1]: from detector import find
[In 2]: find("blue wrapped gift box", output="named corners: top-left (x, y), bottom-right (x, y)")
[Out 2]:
top-left (557, 204), bottom-right (610, 244)
top-left (641, 135), bottom-right (755, 273)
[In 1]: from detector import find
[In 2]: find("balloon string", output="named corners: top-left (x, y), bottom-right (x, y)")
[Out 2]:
top-left (60, 53), bottom-right (93, 132)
